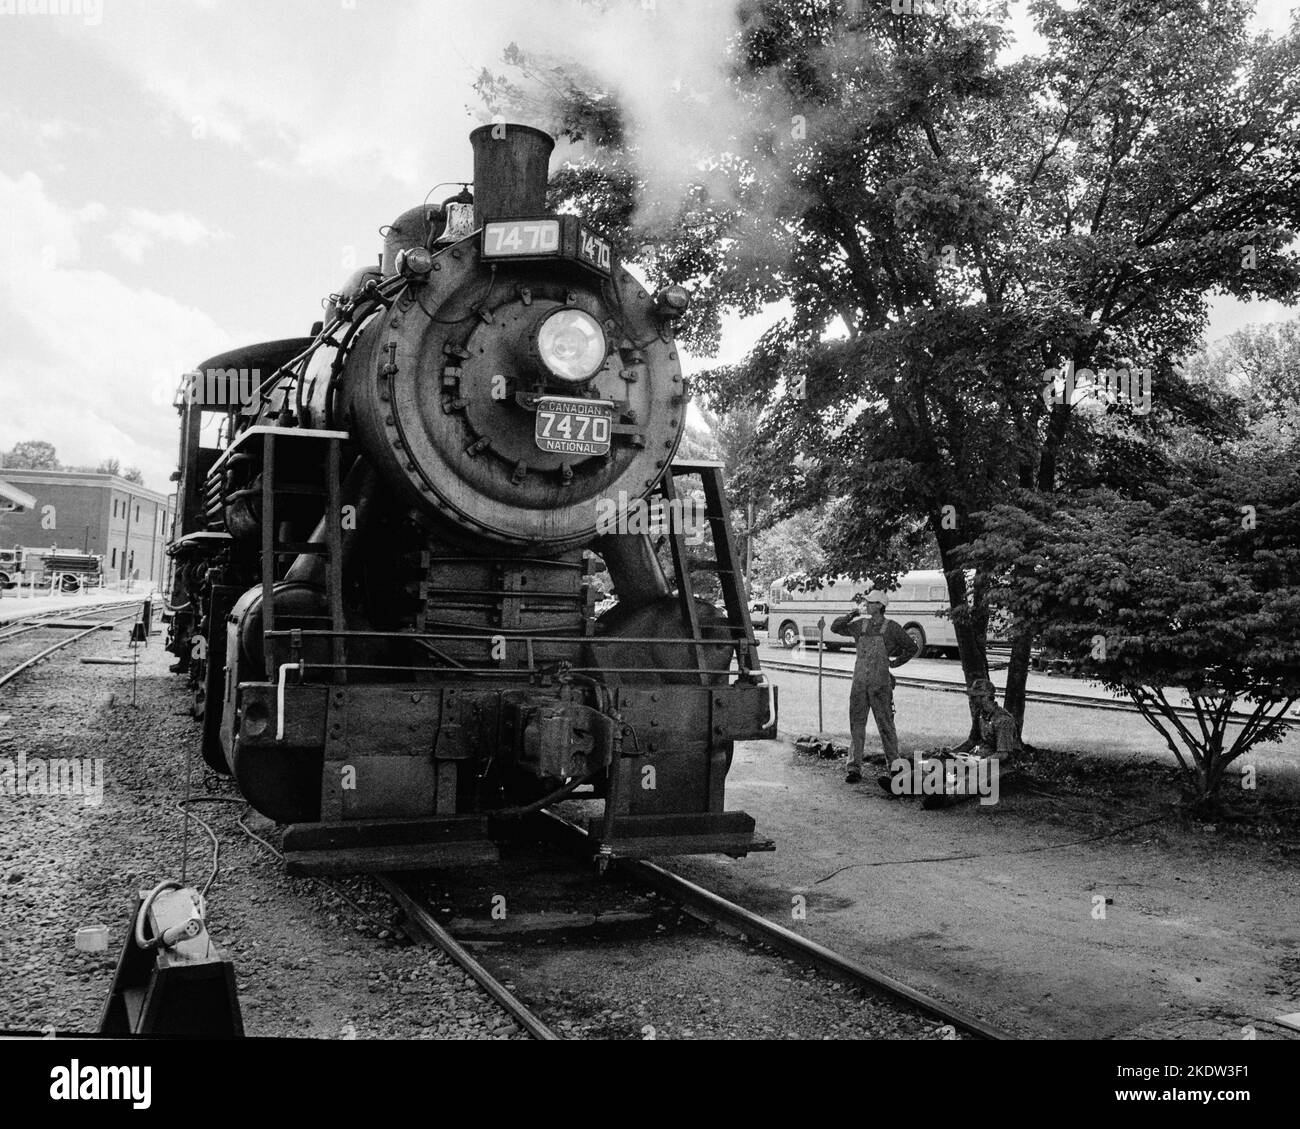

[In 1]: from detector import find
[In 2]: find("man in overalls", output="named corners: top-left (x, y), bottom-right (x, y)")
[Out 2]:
top-left (830, 590), bottom-right (919, 783)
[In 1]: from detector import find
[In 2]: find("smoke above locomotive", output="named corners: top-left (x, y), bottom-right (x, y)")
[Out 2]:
top-left (166, 125), bottom-right (775, 871)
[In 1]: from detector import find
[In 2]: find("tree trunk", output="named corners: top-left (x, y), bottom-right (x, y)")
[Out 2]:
top-left (933, 520), bottom-right (988, 749)
top-left (1003, 625), bottom-right (1033, 731)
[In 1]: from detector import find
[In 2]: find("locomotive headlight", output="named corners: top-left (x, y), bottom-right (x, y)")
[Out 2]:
top-left (535, 308), bottom-right (607, 384)
top-left (397, 246), bottom-right (434, 277)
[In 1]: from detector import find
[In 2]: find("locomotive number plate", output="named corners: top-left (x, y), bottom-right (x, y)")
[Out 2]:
top-left (482, 219), bottom-right (561, 258)
top-left (534, 397), bottom-right (614, 456)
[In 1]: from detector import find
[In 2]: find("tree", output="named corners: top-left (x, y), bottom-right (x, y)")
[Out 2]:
top-left (122, 466), bottom-right (145, 485)
top-left (96, 458), bottom-right (121, 477)
top-left (751, 509), bottom-right (826, 590)
top-left (2, 440), bottom-right (60, 470)
top-left (964, 435), bottom-right (1300, 809)
top-left (482, 0), bottom-right (1300, 747)
top-left (1180, 316), bottom-right (1300, 424)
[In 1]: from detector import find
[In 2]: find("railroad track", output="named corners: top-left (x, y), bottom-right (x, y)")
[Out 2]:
top-left (0, 601), bottom-right (141, 643)
top-left (761, 657), bottom-right (1289, 722)
top-left (376, 873), bottom-right (559, 1040)
top-left (378, 812), bottom-right (1010, 1041)
top-left (0, 605), bottom-right (144, 689)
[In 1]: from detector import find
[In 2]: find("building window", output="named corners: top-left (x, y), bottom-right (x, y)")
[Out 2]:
top-left (129, 551), bottom-right (135, 572)
top-left (135, 505), bottom-right (140, 522)
top-left (111, 548), bottom-right (117, 568)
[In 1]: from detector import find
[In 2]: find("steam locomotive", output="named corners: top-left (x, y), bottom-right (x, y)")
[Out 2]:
top-left (165, 125), bottom-right (775, 873)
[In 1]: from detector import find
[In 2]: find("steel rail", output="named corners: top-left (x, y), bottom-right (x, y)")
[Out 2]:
top-left (0, 607), bottom-right (142, 689)
top-left (376, 873), bottom-right (559, 1042)
top-left (0, 600), bottom-right (142, 642)
top-left (761, 658), bottom-right (1288, 722)
top-left (623, 857), bottom-right (1011, 1040)
top-left (536, 812), bottom-right (1011, 1041)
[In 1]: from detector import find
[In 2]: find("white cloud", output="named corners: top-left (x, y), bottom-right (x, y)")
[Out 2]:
top-left (107, 207), bottom-right (226, 263)
top-left (0, 171), bottom-right (232, 489)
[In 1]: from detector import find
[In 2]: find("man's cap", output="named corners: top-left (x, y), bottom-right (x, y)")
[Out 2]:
top-left (967, 678), bottom-right (996, 698)
top-left (862, 590), bottom-right (888, 607)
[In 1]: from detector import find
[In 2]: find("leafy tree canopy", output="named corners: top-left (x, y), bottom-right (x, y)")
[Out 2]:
top-left (963, 431), bottom-right (1300, 804)
top-left (480, 0), bottom-right (1300, 736)
top-left (1, 440), bottom-right (60, 470)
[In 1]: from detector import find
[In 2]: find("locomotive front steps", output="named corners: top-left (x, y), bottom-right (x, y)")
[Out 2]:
top-left (280, 810), bottom-right (775, 874)
top-left (282, 814), bottom-right (498, 875)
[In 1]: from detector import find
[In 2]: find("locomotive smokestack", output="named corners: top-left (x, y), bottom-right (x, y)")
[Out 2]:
top-left (469, 123), bottom-right (555, 227)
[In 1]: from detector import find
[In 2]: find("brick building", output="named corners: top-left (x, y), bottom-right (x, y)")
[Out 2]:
top-left (0, 470), bottom-right (175, 585)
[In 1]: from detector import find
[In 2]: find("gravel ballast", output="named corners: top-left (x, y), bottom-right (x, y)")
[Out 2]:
top-left (0, 626), bottom-right (519, 1038)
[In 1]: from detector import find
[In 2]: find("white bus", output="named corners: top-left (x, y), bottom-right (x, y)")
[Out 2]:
top-left (767, 570), bottom-right (964, 655)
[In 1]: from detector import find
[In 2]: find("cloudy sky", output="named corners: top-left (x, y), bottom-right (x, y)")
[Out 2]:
top-left (0, 0), bottom-right (1295, 491)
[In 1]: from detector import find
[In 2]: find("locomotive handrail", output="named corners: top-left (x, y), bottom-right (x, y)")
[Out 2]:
top-left (263, 628), bottom-right (761, 646)
top-left (274, 661), bottom-right (762, 679)
top-left (205, 425), bottom-right (351, 479)
top-left (276, 661), bottom-right (305, 740)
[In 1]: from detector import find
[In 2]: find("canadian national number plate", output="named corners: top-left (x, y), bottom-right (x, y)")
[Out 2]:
top-left (534, 397), bottom-right (614, 456)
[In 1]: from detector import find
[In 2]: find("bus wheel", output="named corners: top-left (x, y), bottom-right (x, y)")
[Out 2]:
top-left (905, 624), bottom-right (926, 656)
top-left (779, 621), bottom-right (801, 649)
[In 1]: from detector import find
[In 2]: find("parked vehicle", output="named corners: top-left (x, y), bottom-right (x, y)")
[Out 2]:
top-left (0, 546), bottom-right (103, 592)
top-left (766, 570), bottom-right (993, 655)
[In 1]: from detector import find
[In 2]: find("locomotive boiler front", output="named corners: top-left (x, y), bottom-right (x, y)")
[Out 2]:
top-left (333, 125), bottom-right (686, 553)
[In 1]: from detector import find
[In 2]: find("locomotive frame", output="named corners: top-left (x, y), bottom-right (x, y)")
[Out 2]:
top-left (165, 125), bottom-right (776, 873)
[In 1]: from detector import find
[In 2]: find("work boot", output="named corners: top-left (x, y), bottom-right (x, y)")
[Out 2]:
top-left (844, 769), bottom-right (862, 784)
